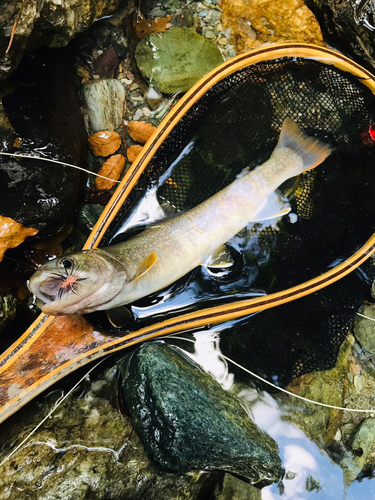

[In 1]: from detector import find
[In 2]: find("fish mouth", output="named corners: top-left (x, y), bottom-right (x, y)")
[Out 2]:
top-left (41, 281), bottom-right (119, 316)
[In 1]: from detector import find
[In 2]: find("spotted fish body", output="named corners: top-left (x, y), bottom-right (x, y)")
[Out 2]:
top-left (29, 119), bottom-right (331, 315)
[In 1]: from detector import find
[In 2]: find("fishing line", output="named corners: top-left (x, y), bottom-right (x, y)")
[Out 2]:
top-left (166, 335), bottom-right (375, 414)
top-left (0, 152), bottom-right (121, 184)
top-left (356, 312), bottom-right (375, 322)
top-left (0, 356), bottom-right (110, 467)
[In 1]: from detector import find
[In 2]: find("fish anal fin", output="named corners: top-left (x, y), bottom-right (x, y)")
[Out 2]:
top-left (277, 118), bottom-right (332, 173)
top-left (204, 245), bottom-right (234, 269)
top-left (107, 306), bottom-right (133, 327)
top-left (133, 251), bottom-right (158, 281)
top-left (252, 191), bottom-right (291, 222)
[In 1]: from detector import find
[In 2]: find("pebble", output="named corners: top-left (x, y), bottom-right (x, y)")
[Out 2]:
top-left (216, 23), bottom-right (223, 31)
top-left (198, 9), bottom-right (208, 16)
top-left (204, 30), bottom-right (216, 39)
top-left (142, 107), bottom-right (151, 117)
top-left (133, 108), bottom-right (144, 120)
top-left (120, 77), bottom-right (133, 85)
top-left (229, 49), bottom-right (236, 57)
top-left (218, 37), bottom-right (228, 46)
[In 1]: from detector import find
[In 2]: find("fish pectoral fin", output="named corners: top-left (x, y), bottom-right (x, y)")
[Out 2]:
top-left (204, 245), bottom-right (234, 269)
top-left (133, 251), bottom-right (158, 281)
top-left (252, 191), bottom-right (291, 222)
top-left (106, 306), bottom-right (133, 328)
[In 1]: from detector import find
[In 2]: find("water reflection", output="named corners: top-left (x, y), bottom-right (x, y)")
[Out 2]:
top-left (167, 321), bottom-right (375, 499)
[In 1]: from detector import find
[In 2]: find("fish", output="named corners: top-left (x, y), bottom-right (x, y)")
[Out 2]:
top-left (29, 119), bottom-right (331, 317)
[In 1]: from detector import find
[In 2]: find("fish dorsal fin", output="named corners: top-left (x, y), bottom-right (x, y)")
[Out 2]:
top-left (252, 191), bottom-right (291, 222)
top-left (204, 245), bottom-right (234, 269)
top-left (277, 118), bottom-right (332, 173)
top-left (107, 306), bottom-right (133, 328)
top-left (133, 251), bottom-right (158, 281)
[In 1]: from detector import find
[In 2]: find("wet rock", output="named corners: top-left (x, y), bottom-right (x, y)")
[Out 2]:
top-left (308, 0), bottom-right (375, 72)
top-left (83, 79), bottom-right (126, 133)
top-left (0, 0), bottom-right (121, 79)
top-left (0, 46), bottom-right (86, 239)
top-left (341, 417), bottom-right (375, 484)
top-left (135, 27), bottom-right (224, 94)
top-left (221, 0), bottom-right (323, 54)
top-left (120, 342), bottom-right (284, 485)
top-left (0, 368), bottom-right (219, 500)
top-left (214, 473), bottom-right (262, 500)
top-left (95, 47), bottom-right (120, 79)
top-left (0, 294), bottom-right (17, 332)
top-left (354, 302), bottom-right (375, 353)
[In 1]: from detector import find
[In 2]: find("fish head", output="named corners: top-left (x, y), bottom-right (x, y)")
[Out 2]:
top-left (29, 249), bottom-right (127, 315)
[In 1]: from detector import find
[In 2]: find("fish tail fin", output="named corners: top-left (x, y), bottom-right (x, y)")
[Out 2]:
top-left (277, 118), bottom-right (331, 173)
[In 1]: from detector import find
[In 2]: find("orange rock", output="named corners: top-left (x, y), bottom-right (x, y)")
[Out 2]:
top-left (88, 130), bottom-right (122, 157)
top-left (220, 0), bottom-right (324, 53)
top-left (0, 216), bottom-right (38, 261)
top-left (128, 121), bottom-right (156, 144)
top-left (127, 144), bottom-right (143, 163)
top-left (95, 154), bottom-right (126, 190)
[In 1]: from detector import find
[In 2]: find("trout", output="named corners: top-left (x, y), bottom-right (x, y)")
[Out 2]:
top-left (29, 119), bottom-right (331, 316)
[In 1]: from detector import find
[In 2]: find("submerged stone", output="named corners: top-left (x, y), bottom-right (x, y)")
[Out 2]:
top-left (120, 342), bottom-right (284, 485)
top-left (135, 27), bottom-right (224, 94)
top-left (354, 302), bottom-right (375, 354)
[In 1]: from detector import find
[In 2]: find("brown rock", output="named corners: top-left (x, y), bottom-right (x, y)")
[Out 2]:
top-left (88, 130), bottom-right (122, 156)
top-left (127, 144), bottom-right (143, 163)
top-left (220, 0), bottom-right (324, 53)
top-left (0, 216), bottom-right (38, 261)
top-left (94, 47), bottom-right (120, 79)
top-left (95, 154), bottom-right (126, 190)
top-left (128, 121), bottom-right (156, 144)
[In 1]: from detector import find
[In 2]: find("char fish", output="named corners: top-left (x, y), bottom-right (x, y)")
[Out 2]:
top-left (29, 119), bottom-right (331, 316)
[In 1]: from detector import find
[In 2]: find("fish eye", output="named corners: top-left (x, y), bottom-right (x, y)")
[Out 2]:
top-left (59, 258), bottom-right (73, 269)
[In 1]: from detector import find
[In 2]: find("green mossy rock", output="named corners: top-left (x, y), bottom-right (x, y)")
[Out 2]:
top-left (120, 342), bottom-right (284, 485)
top-left (135, 27), bottom-right (224, 94)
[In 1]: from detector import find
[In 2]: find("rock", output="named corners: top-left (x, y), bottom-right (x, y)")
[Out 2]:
top-left (94, 47), bottom-right (120, 79)
top-left (0, 294), bottom-right (17, 332)
top-left (214, 473), bottom-right (262, 500)
top-left (135, 27), bottom-right (224, 94)
top-left (354, 303), bottom-right (375, 353)
top-left (308, 0), bottom-right (375, 72)
top-left (120, 342), bottom-right (284, 486)
top-left (0, 368), bottom-right (219, 500)
top-left (0, 45), bottom-right (86, 239)
top-left (0, 0), bottom-right (121, 79)
top-left (341, 417), bottom-right (375, 484)
top-left (83, 79), bottom-right (126, 133)
top-left (220, 0), bottom-right (323, 54)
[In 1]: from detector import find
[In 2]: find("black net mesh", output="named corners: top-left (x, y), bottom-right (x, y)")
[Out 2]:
top-left (93, 57), bottom-right (375, 367)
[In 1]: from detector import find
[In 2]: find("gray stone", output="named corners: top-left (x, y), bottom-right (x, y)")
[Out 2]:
top-left (0, 370), bottom-right (219, 500)
top-left (354, 303), bottom-right (375, 353)
top-left (83, 78), bottom-right (125, 133)
top-left (0, 0), bottom-right (120, 79)
top-left (120, 342), bottom-right (284, 486)
top-left (135, 27), bottom-right (224, 94)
